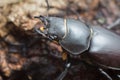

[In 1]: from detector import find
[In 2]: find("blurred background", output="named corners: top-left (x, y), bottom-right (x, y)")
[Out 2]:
top-left (0, 0), bottom-right (120, 80)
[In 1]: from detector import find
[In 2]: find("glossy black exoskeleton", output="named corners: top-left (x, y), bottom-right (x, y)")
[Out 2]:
top-left (34, 15), bottom-right (120, 80)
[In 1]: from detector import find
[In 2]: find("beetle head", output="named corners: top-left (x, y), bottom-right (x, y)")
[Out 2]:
top-left (34, 16), bottom-right (61, 40)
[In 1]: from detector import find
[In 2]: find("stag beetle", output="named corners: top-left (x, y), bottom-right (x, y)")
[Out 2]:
top-left (34, 15), bottom-right (120, 80)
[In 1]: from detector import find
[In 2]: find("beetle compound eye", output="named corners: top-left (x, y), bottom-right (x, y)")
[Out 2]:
top-left (40, 26), bottom-right (45, 32)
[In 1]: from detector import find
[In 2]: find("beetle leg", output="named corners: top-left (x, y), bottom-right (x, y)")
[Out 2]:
top-left (55, 62), bottom-right (71, 80)
top-left (107, 18), bottom-right (120, 29)
top-left (56, 55), bottom-right (71, 80)
top-left (117, 75), bottom-right (120, 78)
top-left (99, 68), bottom-right (113, 80)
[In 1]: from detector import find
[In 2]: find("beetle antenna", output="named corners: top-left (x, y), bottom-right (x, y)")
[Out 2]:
top-left (45, 0), bottom-right (50, 17)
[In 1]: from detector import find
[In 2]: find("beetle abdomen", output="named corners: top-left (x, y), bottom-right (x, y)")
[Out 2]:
top-left (89, 26), bottom-right (120, 70)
